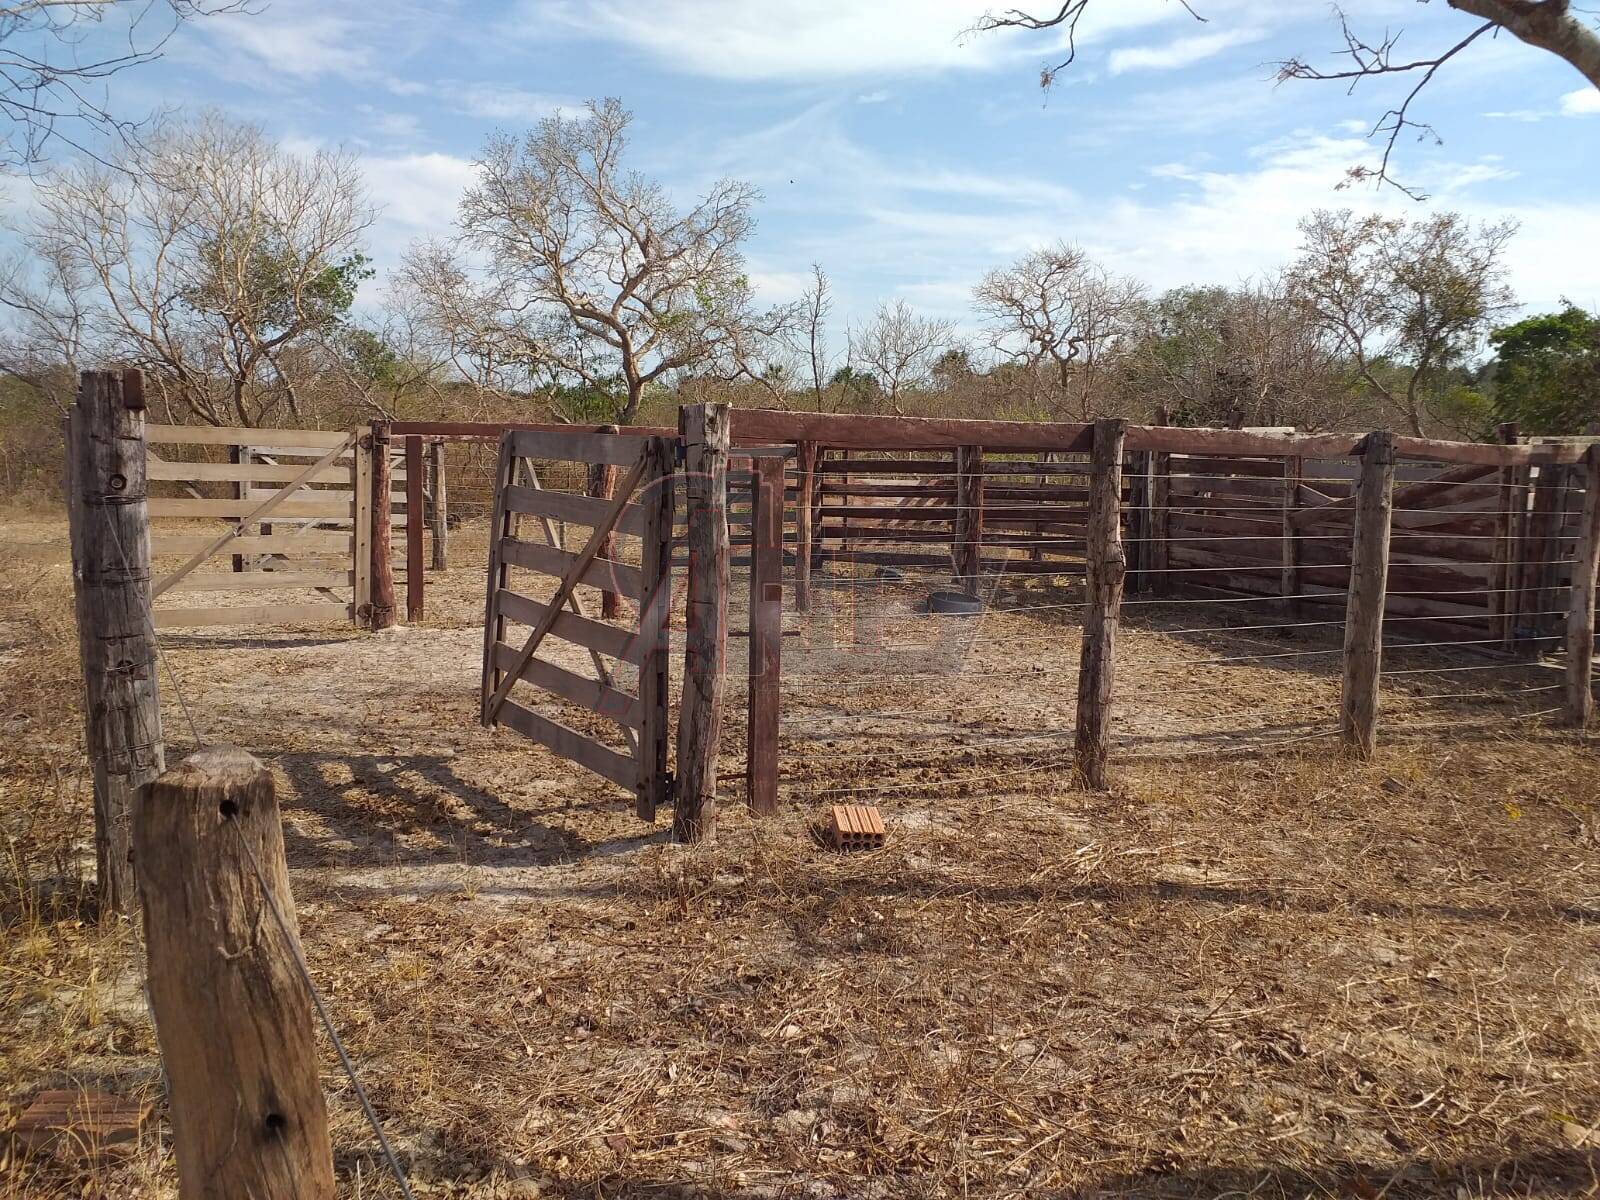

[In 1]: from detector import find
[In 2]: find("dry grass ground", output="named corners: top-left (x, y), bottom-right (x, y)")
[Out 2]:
top-left (2, 509), bottom-right (1598, 1199)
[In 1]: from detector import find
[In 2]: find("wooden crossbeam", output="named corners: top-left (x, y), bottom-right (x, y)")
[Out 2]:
top-left (485, 450), bottom-right (650, 724)
top-left (152, 433), bottom-right (357, 599)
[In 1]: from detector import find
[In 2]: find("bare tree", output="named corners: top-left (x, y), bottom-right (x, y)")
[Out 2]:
top-left (439, 97), bottom-right (789, 425)
top-left (1, 0), bottom-right (248, 169)
top-left (974, 242), bottom-right (1142, 420)
top-left (1125, 276), bottom-right (1362, 431)
top-left (1, 111), bottom-right (375, 425)
top-left (974, 2), bottom-right (1600, 196)
top-left (848, 299), bottom-right (958, 414)
top-left (1286, 208), bottom-right (1517, 435)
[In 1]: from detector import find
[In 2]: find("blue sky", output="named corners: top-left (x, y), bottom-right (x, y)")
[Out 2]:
top-left (12, 0), bottom-right (1600, 333)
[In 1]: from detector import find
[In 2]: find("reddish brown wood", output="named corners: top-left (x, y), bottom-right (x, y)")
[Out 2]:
top-left (368, 423), bottom-right (396, 631)
top-left (794, 440), bottom-right (816, 612)
top-left (637, 437), bottom-right (675, 820)
top-left (747, 456), bottom-right (783, 816)
top-left (405, 434), bottom-right (424, 622)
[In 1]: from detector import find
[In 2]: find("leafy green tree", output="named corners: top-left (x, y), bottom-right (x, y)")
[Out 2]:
top-left (1488, 305), bottom-right (1600, 434)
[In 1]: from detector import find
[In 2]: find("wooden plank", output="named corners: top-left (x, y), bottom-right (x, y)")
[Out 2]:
top-left (1133, 426), bottom-right (1364, 460)
top-left (405, 435), bottom-right (424, 622)
top-left (587, 431), bottom-right (623, 620)
top-left (491, 642), bottom-right (640, 729)
top-left (352, 427), bottom-right (371, 621)
top-left (501, 537), bottom-right (643, 598)
top-left (147, 459), bottom-right (352, 485)
top-left (1074, 419), bottom-right (1127, 790)
top-left (148, 497), bottom-right (353, 519)
top-left (153, 603), bottom-right (352, 629)
top-left (795, 440), bottom-right (815, 612)
top-left (1341, 432), bottom-right (1395, 757)
top-left (486, 451), bottom-right (650, 721)
top-left (502, 484), bottom-right (646, 536)
top-left (369, 423), bottom-right (396, 630)
top-left (496, 590), bottom-right (643, 664)
top-left (429, 439), bottom-right (449, 570)
top-left (730, 408), bottom-right (1093, 452)
top-left (746, 456), bottom-right (783, 816)
top-left (637, 438), bottom-right (675, 821)
top-left (146, 424), bottom-right (354, 449)
top-left (480, 436), bottom-right (517, 720)
top-left (162, 572), bottom-right (353, 593)
top-left (675, 403), bottom-right (730, 843)
top-left (510, 427), bottom-right (655, 467)
top-left (495, 698), bottom-right (637, 790)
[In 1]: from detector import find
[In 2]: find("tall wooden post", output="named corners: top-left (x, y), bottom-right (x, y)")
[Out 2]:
top-left (1490, 422), bottom-right (1520, 647)
top-left (953, 445), bottom-right (984, 597)
top-left (1150, 406), bottom-right (1172, 596)
top-left (747, 455), bottom-right (783, 816)
top-left (1340, 431), bottom-right (1395, 756)
top-left (637, 438), bottom-right (675, 821)
top-left (675, 403), bottom-right (730, 842)
top-left (368, 422), bottom-right (396, 631)
top-left (428, 439), bottom-right (448, 571)
top-left (1074, 419), bottom-right (1127, 790)
top-left (66, 369), bottom-right (165, 915)
top-left (135, 748), bottom-right (334, 1200)
top-left (794, 440), bottom-right (816, 612)
top-left (1281, 455), bottom-right (1303, 616)
top-left (404, 434), bottom-right (424, 623)
top-left (588, 425), bottom-right (623, 620)
top-left (1565, 444), bottom-right (1600, 727)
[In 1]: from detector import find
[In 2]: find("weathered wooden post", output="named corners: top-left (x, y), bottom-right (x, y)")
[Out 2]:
top-left (404, 434), bottom-right (424, 622)
top-left (1340, 431), bottom-right (1395, 756)
top-left (1074, 418), bottom-right (1127, 790)
top-left (637, 437), bottom-right (676, 821)
top-left (1490, 422), bottom-right (1520, 647)
top-left (1149, 406), bottom-right (1172, 596)
top-left (747, 454), bottom-right (783, 816)
top-left (135, 747), bottom-right (334, 1199)
top-left (1281, 455), bottom-right (1302, 616)
top-left (953, 444), bottom-right (984, 597)
top-left (428, 439), bottom-right (449, 571)
top-left (369, 421), bottom-right (396, 631)
top-left (588, 425), bottom-right (623, 620)
top-left (675, 402), bottom-right (730, 842)
top-left (1565, 443), bottom-right (1600, 727)
top-left (794, 440), bottom-right (816, 612)
top-left (66, 369), bottom-right (165, 914)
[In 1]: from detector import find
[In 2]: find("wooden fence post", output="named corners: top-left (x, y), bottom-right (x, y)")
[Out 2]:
top-left (747, 455), bottom-right (782, 816)
top-left (794, 440), bottom-right (816, 612)
top-left (953, 445), bottom-right (984, 597)
top-left (1074, 418), bottom-right (1127, 790)
top-left (1565, 443), bottom-right (1600, 727)
top-left (1490, 421), bottom-right (1520, 647)
top-left (368, 422), bottom-right (396, 631)
top-left (404, 434), bottom-right (424, 623)
top-left (637, 437), bottom-right (675, 821)
top-left (675, 403), bottom-right (730, 842)
top-left (1281, 455), bottom-right (1302, 616)
top-left (135, 747), bottom-right (334, 1199)
top-left (1340, 431), bottom-right (1395, 756)
top-left (352, 427), bottom-right (372, 626)
top-left (1149, 406), bottom-right (1172, 596)
top-left (66, 369), bottom-right (165, 915)
top-left (429, 439), bottom-right (448, 571)
top-left (588, 425), bottom-right (622, 620)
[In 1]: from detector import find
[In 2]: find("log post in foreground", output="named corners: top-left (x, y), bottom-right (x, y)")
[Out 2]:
top-left (1565, 443), bottom-right (1600, 727)
top-left (1340, 431), bottom-right (1396, 756)
top-left (1074, 418), bottom-right (1128, 790)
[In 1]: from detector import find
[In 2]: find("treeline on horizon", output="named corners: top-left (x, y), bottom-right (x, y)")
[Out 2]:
top-left (1, 101), bottom-right (1597, 495)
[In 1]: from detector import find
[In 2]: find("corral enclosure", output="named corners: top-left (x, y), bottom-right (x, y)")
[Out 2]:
top-left (4, 386), bottom-right (1600, 1198)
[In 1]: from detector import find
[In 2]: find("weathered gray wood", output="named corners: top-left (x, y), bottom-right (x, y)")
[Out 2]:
top-left (369, 422), bottom-right (396, 630)
top-left (352, 428), bottom-right (372, 624)
top-left (588, 426), bottom-right (623, 620)
top-left (1149, 407), bottom-right (1171, 595)
top-left (429, 439), bottom-right (448, 571)
top-left (67, 370), bottom-right (165, 914)
top-left (508, 427), bottom-right (655, 466)
top-left (746, 455), bottom-right (782, 816)
top-left (1341, 432), bottom-right (1396, 756)
top-left (1281, 455), bottom-right (1302, 615)
top-left (405, 434), bottom-right (424, 622)
top-left (502, 484), bottom-right (647, 536)
top-left (134, 747), bottom-right (333, 1199)
top-left (1565, 444), bottom-right (1600, 726)
top-left (500, 538), bottom-right (643, 598)
top-left (480, 434), bottom-right (517, 722)
top-left (1073, 419), bottom-right (1127, 791)
top-left (496, 699), bottom-right (638, 788)
top-left (675, 402), bottom-right (730, 842)
top-left (490, 642), bottom-right (641, 729)
top-left (953, 445), bottom-right (984, 597)
top-left (1489, 422), bottom-right (1519, 647)
top-left (637, 437), bottom-right (675, 821)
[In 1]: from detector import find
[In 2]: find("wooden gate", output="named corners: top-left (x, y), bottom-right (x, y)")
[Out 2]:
top-left (144, 424), bottom-right (390, 629)
top-left (480, 430), bottom-right (675, 819)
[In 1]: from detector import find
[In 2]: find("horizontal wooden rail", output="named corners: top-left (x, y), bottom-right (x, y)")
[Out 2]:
top-left (500, 538), bottom-right (643, 598)
top-left (489, 642), bottom-right (641, 730)
top-left (146, 425), bottom-right (354, 449)
top-left (495, 698), bottom-right (637, 788)
top-left (153, 602), bottom-right (353, 629)
top-left (496, 589), bottom-right (644, 663)
top-left (502, 485), bottom-right (646, 536)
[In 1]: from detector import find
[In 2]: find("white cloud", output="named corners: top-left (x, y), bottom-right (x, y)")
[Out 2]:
top-left (201, 7), bottom-right (375, 83)
top-left (356, 152), bottom-right (478, 289)
top-left (1108, 28), bottom-right (1264, 75)
top-left (856, 90), bottom-right (891, 105)
top-left (1560, 87), bottom-right (1600, 116)
top-left (513, 0), bottom-right (1187, 80)
top-left (450, 85), bottom-right (586, 124)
